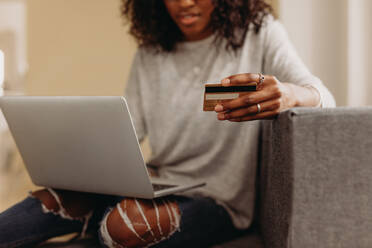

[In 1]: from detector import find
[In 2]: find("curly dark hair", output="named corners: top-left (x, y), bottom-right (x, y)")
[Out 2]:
top-left (121, 0), bottom-right (273, 52)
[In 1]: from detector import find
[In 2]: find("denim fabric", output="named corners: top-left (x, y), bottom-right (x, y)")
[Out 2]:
top-left (0, 197), bottom-right (83, 248)
top-left (0, 195), bottom-right (242, 248)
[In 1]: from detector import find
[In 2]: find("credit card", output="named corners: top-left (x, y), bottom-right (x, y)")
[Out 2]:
top-left (203, 82), bottom-right (257, 111)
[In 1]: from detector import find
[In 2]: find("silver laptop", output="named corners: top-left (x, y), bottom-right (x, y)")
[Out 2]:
top-left (0, 96), bottom-right (205, 199)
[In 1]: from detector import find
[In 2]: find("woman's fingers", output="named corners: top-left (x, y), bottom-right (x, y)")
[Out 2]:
top-left (217, 98), bottom-right (281, 120)
top-left (221, 73), bottom-right (276, 86)
top-left (221, 73), bottom-right (259, 86)
top-left (215, 80), bottom-right (282, 112)
top-left (215, 73), bottom-right (291, 122)
top-left (215, 89), bottom-right (280, 112)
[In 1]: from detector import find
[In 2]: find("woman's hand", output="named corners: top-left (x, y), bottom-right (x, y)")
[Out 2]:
top-left (214, 73), bottom-right (320, 122)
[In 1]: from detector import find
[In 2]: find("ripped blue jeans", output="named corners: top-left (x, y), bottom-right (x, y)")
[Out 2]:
top-left (0, 193), bottom-right (243, 248)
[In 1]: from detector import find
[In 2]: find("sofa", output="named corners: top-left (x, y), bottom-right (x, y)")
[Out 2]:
top-left (39, 107), bottom-right (372, 248)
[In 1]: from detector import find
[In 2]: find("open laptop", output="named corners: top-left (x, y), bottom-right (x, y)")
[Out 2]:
top-left (0, 96), bottom-right (205, 199)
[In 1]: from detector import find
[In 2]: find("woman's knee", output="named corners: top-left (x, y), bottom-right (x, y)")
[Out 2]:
top-left (31, 188), bottom-right (60, 213)
top-left (31, 188), bottom-right (97, 219)
top-left (100, 198), bottom-right (181, 248)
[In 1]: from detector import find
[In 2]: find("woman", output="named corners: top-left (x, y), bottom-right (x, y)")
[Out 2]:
top-left (0, 0), bottom-right (335, 247)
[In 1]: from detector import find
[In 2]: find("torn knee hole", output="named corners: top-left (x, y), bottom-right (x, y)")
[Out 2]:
top-left (32, 188), bottom-right (95, 217)
top-left (100, 198), bottom-right (181, 248)
top-left (31, 188), bottom-right (94, 237)
top-left (31, 188), bottom-right (60, 213)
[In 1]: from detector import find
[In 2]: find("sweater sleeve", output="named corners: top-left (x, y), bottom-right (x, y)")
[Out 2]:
top-left (124, 50), bottom-right (147, 142)
top-left (262, 19), bottom-right (336, 107)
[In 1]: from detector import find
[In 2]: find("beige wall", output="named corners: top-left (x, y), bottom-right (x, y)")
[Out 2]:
top-left (278, 0), bottom-right (362, 106)
top-left (26, 0), bottom-right (137, 96)
top-left (26, 0), bottom-right (278, 96)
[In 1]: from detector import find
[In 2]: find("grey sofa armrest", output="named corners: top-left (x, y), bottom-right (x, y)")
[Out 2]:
top-left (258, 107), bottom-right (372, 248)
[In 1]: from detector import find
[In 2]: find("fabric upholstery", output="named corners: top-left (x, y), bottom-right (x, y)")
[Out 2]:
top-left (259, 107), bottom-right (372, 248)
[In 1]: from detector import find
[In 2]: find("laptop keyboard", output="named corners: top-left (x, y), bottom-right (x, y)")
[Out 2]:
top-left (152, 184), bottom-right (177, 192)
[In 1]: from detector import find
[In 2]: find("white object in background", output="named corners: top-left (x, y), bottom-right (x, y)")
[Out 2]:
top-left (1, 49), bottom-right (10, 171)
top-left (0, 113), bottom-right (13, 171)
top-left (347, 0), bottom-right (372, 106)
top-left (0, 50), bottom-right (3, 94)
top-left (0, 1), bottom-right (27, 91)
top-left (0, 0), bottom-right (27, 171)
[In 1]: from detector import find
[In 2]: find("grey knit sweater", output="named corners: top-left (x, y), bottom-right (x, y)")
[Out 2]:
top-left (124, 17), bottom-right (335, 229)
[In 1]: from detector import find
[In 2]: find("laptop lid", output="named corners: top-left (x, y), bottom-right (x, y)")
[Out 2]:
top-left (0, 96), bottom-right (155, 198)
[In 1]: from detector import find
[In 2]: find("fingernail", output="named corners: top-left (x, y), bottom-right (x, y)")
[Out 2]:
top-left (221, 78), bottom-right (230, 86)
top-left (215, 104), bottom-right (224, 112)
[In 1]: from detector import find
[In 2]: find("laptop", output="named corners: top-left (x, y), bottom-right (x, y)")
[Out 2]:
top-left (0, 96), bottom-right (205, 199)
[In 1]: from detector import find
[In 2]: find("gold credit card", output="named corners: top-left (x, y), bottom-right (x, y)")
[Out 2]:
top-left (203, 82), bottom-right (257, 111)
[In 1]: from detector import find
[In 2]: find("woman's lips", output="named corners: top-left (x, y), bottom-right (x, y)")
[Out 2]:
top-left (178, 14), bottom-right (200, 26)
